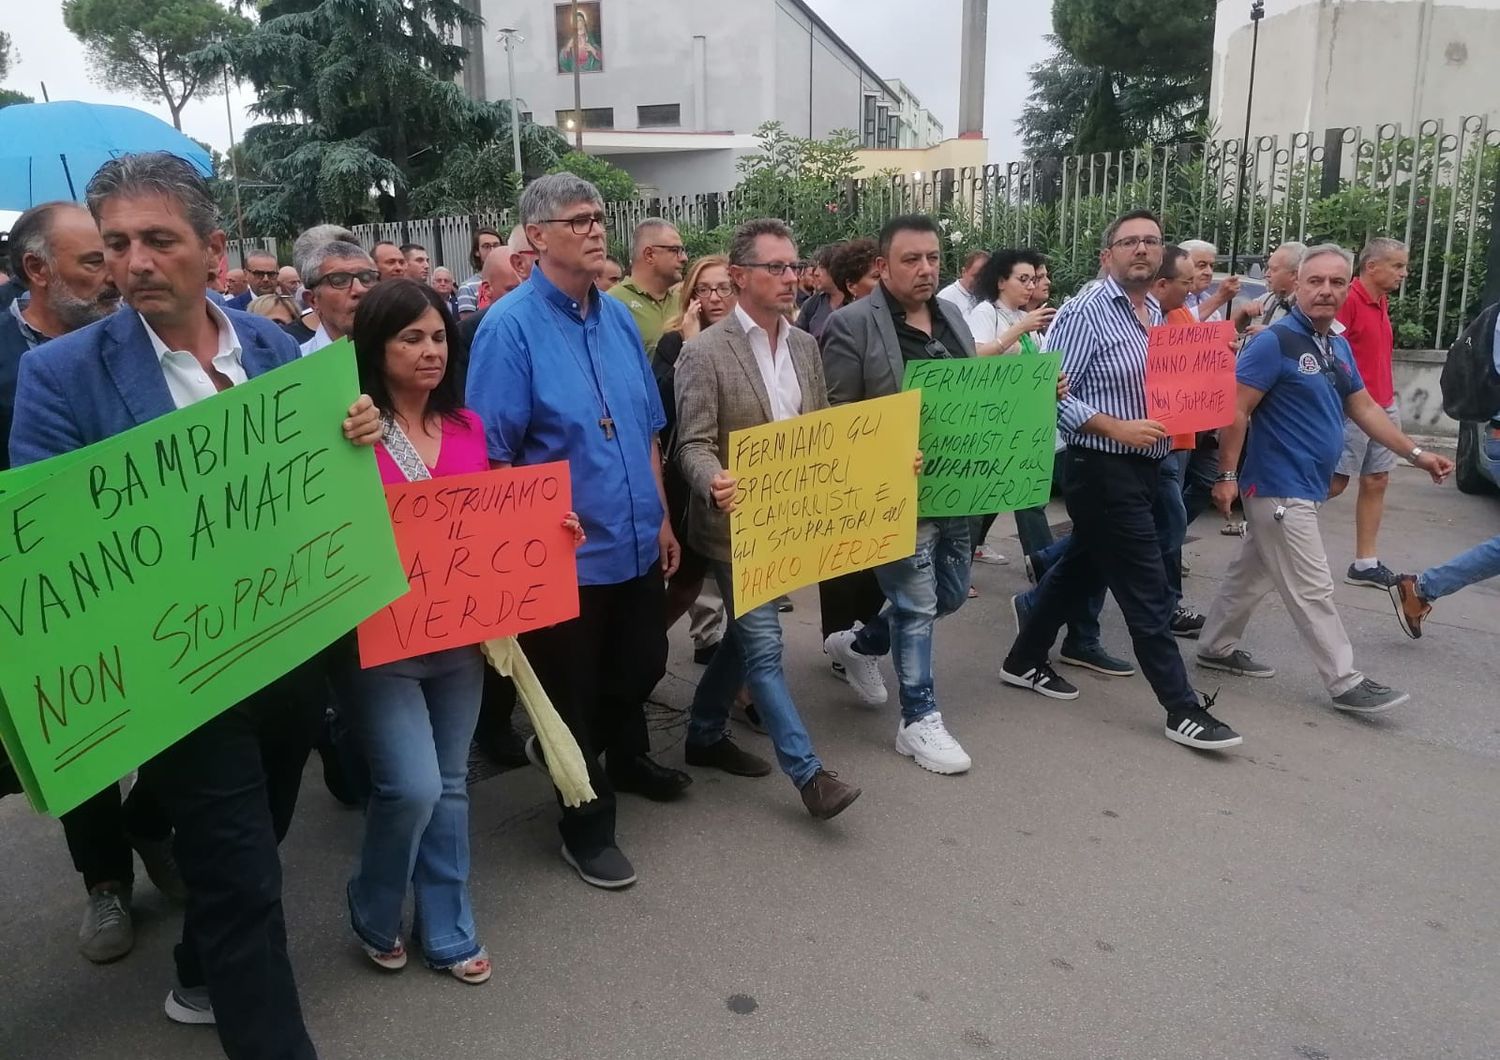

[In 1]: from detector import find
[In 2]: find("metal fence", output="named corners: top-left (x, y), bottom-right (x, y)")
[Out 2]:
top-left (226, 114), bottom-right (1499, 348)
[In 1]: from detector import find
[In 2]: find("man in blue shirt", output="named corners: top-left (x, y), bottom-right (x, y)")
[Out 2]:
top-left (466, 174), bottom-right (686, 890)
top-left (1200, 243), bottom-right (1452, 713)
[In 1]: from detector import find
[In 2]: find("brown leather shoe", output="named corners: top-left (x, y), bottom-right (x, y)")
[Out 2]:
top-left (1389, 574), bottom-right (1430, 639)
top-left (684, 735), bottom-right (772, 777)
top-left (799, 769), bottom-right (861, 820)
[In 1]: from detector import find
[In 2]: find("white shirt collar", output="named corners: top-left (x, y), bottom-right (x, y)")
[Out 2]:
top-left (734, 303), bottom-right (786, 347)
top-left (139, 298), bottom-right (241, 366)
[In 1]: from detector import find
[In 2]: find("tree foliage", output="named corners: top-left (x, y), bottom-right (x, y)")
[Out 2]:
top-left (206, 0), bottom-right (566, 232)
top-left (726, 122), bottom-right (861, 250)
top-left (62, 0), bottom-right (250, 131)
top-left (1019, 0), bottom-right (1212, 158)
top-left (549, 151), bottom-right (636, 202)
top-left (0, 89), bottom-right (32, 110)
top-left (0, 30), bottom-right (15, 81)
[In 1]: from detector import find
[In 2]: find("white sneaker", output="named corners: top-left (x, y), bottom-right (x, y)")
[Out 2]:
top-left (895, 712), bottom-right (972, 775)
top-left (973, 545), bottom-right (1009, 565)
top-left (823, 629), bottom-right (887, 706)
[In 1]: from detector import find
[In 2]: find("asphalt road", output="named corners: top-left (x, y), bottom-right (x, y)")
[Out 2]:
top-left (3, 462), bottom-right (1497, 1060)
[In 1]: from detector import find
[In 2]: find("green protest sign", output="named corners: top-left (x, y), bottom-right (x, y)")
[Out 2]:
top-left (903, 353), bottom-right (1061, 518)
top-left (0, 342), bottom-right (407, 815)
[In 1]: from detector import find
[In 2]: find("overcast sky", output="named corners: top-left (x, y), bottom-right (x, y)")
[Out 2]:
top-left (3, 0), bottom-right (1048, 163)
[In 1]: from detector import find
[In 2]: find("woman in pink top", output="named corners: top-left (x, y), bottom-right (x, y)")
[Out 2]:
top-left (341, 279), bottom-right (501, 985)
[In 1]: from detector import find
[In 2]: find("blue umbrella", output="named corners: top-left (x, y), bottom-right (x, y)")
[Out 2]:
top-left (0, 100), bottom-right (215, 210)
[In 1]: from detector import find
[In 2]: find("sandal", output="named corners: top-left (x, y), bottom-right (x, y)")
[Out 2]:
top-left (362, 939), bottom-right (407, 971)
top-left (445, 948), bottom-right (492, 985)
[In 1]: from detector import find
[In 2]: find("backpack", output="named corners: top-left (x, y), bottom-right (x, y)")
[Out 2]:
top-left (1439, 301), bottom-right (1500, 422)
top-left (1270, 319), bottom-right (1358, 402)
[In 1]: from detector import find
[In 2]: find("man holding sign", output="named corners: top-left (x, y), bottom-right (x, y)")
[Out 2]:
top-left (1000, 209), bottom-right (1244, 752)
top-left (1199, 244), bottom-right (1452, 715)
top-left (821, 215), bottom-right (976, 776)
top-left (8, 153), bottom-right (386, 1060)
top-left (674, 219), bottom-right (862, 819)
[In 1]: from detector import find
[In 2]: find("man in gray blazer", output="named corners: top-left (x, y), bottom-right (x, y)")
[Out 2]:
top-left (675, 219), bottom-right (862, 821)
top-left (818, 214), bottom-right (976, 776)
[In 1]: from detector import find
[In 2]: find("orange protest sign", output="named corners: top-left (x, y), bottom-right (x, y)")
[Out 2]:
top-left (356, 463), bottom-right (579, 668)
top-left (1145, 320), bottom-right (1239, 433)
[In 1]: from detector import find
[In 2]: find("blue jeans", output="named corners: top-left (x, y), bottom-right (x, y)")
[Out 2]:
top-left (854, 517), bottom-right (972, 723)
top-left (343, 645), bottom-right (484, 967)
top-left (1418, 436), bottom-right (1500, 601)
top-left (1020, 535), bottom-right (1106, 651)
top-left (1155, 450), bottom-right (1190, 608)
top-left (688, 563), bottom-right (822, 787)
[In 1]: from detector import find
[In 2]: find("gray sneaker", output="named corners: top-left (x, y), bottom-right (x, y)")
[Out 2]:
top-left (1332, 679), bottom-right (1409, 714)
top-left (164, 985), bottom-right (216, 1025)
top-left (79, 885), bottom-right (134, 964)
top-left (1196, 649), bottom-right (1276, 678)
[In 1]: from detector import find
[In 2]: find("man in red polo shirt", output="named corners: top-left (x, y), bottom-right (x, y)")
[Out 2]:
top-left (1327, 237), bottom-right (1408, 589)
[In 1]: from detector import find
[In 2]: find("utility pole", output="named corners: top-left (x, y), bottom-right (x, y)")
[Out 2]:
top-left (1227, 0), bottom-right (1265, 275)
top-left (222, 65), bottom-right (245, 244)
top-left (497, 28), bottom-right (525, 177)
top-left (570, 0), bottom-right (583, 151)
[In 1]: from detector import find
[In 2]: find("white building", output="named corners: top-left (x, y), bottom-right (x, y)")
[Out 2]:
top-left (463, 0), bottom-right (943, 196)
top-left (1211, 0), bottom-right (1500, 141)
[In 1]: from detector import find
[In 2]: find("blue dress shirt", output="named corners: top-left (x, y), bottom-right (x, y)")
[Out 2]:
top-left (466, 266), bottom-right (667, 586)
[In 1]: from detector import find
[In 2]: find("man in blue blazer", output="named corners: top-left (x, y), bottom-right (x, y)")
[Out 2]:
top-left (10, 152), bottom-right (380, 1060)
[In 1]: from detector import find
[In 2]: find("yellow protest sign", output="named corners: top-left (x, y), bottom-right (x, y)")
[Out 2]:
top-left (727, 391), bottom-right (920, 616)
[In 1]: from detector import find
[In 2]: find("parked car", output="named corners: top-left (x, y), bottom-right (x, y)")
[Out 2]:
top-left (1454, 420), bottom-right (1497, 495)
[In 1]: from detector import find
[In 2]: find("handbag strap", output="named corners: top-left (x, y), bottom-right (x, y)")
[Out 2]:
top-left (380, 413), bottom-right (433, 483)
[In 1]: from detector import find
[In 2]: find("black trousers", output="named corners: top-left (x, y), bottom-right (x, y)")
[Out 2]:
top-left (519, 566), bottom-right (667, 853)
top-left (1005, 448), bottom-right (1198, 715)
top-left (817, 569), bottom-right (886, 640)
top-left (141, 659), bottom-right (324, 1060)
top-left (60, 773), bottom-right (172, 892)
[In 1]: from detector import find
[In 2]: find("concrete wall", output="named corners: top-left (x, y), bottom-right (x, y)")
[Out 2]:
top-left (1396, 349), bottom-right (1458, 438)
top-left (772, 0), bottom-right (877, 140)
top-left (1212, 0), bottom-right (1500, 140)
top-left (605, 150), bottom-right (744, 197)
top-left (854, 138), bottom-right (989, 178)
top-left (476, 0), bottom-right (776, 136)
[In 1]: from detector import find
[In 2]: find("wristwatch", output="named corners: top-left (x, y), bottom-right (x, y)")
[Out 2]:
top-left (1408, 446), bottom-right (1424, 463)
top-left (1216, 471), bottom-right (1238, 482)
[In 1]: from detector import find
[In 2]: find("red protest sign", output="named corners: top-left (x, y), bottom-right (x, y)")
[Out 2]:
top-left (1145, 320), bottom-right (1239, 433)
top-left (357, 463), bottom-right (579, 668)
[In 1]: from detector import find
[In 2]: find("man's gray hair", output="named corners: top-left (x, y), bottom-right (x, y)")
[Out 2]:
top-left (299, 240), bottom-right (373, 286)
top-left (243, 248), bottom-right (278, 267)
top-left (6, 200), bottom-right (87, 290)
top-left (518, 174), bottom-right (603, 229)
top-left (1356, 236), bottom-right (1407, 273)
top-left (1180, 238), bottom-right (1217, 257)
top-left (432, 266), bottom-right (455, 279)
top-left (1298, 242), bottom-right (1354, 274)
top-left (1270, 240), bottom-right (1307, 269)
top-left (728, 218), bottom-right (795, 266)
top-left (85, 151), bottom-right (219, 239)
top-left (630, 217), bottom-right (676, 260)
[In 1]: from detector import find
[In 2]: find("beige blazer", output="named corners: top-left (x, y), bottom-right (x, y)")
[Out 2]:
top-left (674, 312), bottom-right (829, 563)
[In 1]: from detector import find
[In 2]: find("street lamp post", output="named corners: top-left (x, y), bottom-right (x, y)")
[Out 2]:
top-left (1227, 0), bottom-right (1265, 275)
top-left (570, 0), bottom-right (583, 151)
top-left (497, 28), bottom-right (525, 177)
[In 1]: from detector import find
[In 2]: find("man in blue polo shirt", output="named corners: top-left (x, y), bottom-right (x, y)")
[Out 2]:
top-left (466, 174), bottom-right (688, 890)
top-left (1198, 243), bottom-right (1452, 714)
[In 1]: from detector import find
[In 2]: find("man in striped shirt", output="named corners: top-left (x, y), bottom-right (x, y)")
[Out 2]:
top-left (999, 209), bottom-right (1244, 751)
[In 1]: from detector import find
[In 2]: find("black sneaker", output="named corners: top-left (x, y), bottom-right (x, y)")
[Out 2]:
top-left (1170, 607), bottom-right (1206, 638)
top-left (1345, 562), bottom-right (1398, 590)
top-left (1057, 642), bottom-right (1135, 677)
top-left (999, 660), bottom-right (1079, 700)
top-left (1331, 679), bottom-right (1410, 714)
top-left (1165, 694), bottom-right (1243, 750)
top-left (523, 734), bottom-right (548, 775)
top-left (561, 843), bottom-right (637, 889)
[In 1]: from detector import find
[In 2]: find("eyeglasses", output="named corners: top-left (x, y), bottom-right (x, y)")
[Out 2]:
top-left (1011, 274), bottom-right (1038, 286)
top-left (693, 282), bottom-right (734, 299)
top-left (1109, 235), bottom-right (1164, 250)
top-left (313, 269), bottom-right (379, 290)
top-left (740, 262), bottom-right (799, 277)
top-left (650, 244), bottom-right (688, 257)
top-left (247, 268), bottom-right (279, 280)
top-left (544, 212), bottom-right (607, 235)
